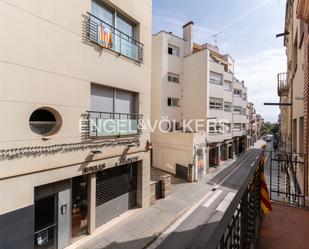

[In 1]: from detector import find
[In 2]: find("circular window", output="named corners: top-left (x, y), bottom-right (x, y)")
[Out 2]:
top-left (29, 108), bottom-right (62, 136)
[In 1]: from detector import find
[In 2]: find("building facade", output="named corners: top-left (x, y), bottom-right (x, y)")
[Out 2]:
top-left (0, 0), bottom-right (151, 248)
top-left (151, 22), bottom-right (248, 180)
top-left (278, 0), bottom-right (309, 197)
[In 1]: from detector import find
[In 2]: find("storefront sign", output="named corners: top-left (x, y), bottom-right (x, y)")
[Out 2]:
top-left (82, 156), bottom-right (139, 174)
top-left (116, 156), bottom-right (139, 166)
top-left (83, 163), bottom-right (106, 174)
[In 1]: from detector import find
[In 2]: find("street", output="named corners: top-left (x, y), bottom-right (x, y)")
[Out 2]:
top-left (147, 149), bottom-right (262, 249)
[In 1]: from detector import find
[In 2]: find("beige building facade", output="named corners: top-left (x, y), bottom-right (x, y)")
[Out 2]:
top-left (0, 0), bottom-right (152, 248)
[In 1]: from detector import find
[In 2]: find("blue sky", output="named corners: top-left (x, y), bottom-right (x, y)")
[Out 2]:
top-left (153, 0), bottom-right (287, 122)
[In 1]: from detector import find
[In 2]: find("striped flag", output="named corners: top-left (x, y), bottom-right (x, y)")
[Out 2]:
top-left (259, 147), bottom-right (272, 214)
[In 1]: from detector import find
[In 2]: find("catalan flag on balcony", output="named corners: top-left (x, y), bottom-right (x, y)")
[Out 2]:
top-left (97, 25), bottom-right (113, 48)
top-left (260, 146), bottom-right (272, 214)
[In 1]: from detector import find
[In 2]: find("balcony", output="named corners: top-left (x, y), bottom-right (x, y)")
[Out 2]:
top-left (86, 111), bottom-right (142, 137)
top-left (87, 12), bottom-right (144, 63)
top-left (277, 72), bottom-right (289, 97)
top-left (208, 132), bottom-right (232, 143)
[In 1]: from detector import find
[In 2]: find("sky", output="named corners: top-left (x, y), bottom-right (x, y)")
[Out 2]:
top-left (152, 0), bottom-right (287, 122)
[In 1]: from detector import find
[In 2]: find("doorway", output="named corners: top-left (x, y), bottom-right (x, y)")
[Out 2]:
top-left (71, 175), bottom-right (88, 241)
top-left (34, 195), bottom-right (57, 249)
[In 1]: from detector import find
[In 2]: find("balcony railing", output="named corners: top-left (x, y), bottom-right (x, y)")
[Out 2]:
top-left (277, 72), bottom-right (289, 97)
top-left (86, 111), bottom-right (142, 137)
top-left (87, 12), bottom-right (144, 63)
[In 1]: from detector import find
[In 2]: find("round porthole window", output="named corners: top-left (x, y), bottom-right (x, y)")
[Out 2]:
top-left (29, 108), bottom-right (62, 136)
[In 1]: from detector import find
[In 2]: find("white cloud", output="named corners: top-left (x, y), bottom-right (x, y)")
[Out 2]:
top-left (235, 48), bottom-right (286, 122)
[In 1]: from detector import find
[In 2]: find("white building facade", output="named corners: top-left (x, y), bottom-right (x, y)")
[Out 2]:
top-left (151, 21), bottom-right (248, 179)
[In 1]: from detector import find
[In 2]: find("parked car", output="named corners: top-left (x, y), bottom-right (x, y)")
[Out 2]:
top-left (264, 134), bottom-right (273, 142)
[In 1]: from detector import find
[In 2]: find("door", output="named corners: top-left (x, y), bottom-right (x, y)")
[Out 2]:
top-left (71, 176), bottom-right (88, 241)
top-left (96, 163), bottom-right (137, 227)
top-left (34, 196), bottom-right (57, 249)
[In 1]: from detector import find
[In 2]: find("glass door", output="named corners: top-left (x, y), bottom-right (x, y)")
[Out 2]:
top-left (34, 195), bottom-right (57, 249)
top-left (71, 176), bottom-right (88, 241)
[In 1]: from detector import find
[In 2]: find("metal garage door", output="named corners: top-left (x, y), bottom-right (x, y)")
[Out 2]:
top-left (95, 163), bottom-right (137, 227)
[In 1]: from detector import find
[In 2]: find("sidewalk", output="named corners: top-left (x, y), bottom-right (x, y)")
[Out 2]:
top-left (69, 162), bottom-right (235, 249)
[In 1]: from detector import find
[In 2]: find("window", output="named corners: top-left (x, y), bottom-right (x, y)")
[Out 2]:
top-left (224, 102), bottom-right (232, 112)
top-left (91, 84), bottom-right (136, 114)
top-left (209, 98), bottom-right (223, 110)
top-left (234, 89), bottom-right (242, 97)
top-left (168, 45), bottom-right (180, 56)
top-left (293, 34), bottom-right (298, 73)
top-left (29, 108), bottom-right (62, 136)
top-left (168, 73), bottom-right (180, 83)
top-left (300, 20), bottom-right (305, 48)
top-left (209, 122), bottom-right (220, 134)
top-left (243, 93), bottom-right (247, 100)
top-left (167, 97), bottom-right (180, 107)
top-left (234, 106), bottom-right (242, 114)
top-left (224, 80), bottom-right (232, 91)
top-left (224, 123), bottom-right (231, 133)
top-left (210, 72), bottom-right (223, 85)
top-left (233, 123), bottom-right (242, 131)
top-left (91, 0), bottom-right (140, 62)
top-left (242, 108), bottom-right (247, 115)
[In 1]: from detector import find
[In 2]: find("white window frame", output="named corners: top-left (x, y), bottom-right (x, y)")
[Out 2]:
top-left (168, 73), bottom-right (180, 83)
top-left (168, 45), bottom-right (180, 57)
top-left (233, 123), bottom-right (242, 131)
top-left (224, 80), bottom-right (232, 91)
top-left (210, 71), bottom-right (223, 85)
top-left (224, 102), bottom-right (232, 112)
top-left (234, 106), bottom-right (242, 114)
top-left (209, 97), bottom-right (223, 110)
top-left (234, 89), bottom-right (242, 97)
top-left (167, 97), bottom-right (180, 107)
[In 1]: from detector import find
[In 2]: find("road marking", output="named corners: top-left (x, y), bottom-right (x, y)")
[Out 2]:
top-left (216, 192), bottom-right (236, 212)
top-left (146, 190), bottom-right (215, 249)
top-left (201, 190), bottom-right (223, 208)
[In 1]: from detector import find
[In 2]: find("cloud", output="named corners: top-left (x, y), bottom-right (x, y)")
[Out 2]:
top-left (235, 48), bottom-right (286, 122)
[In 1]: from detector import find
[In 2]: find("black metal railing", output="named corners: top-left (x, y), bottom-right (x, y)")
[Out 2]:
top-left (87, 12), bottom-right (144, 63)
top-left (214, 167), bottom-right (262, 249)
top-left (268, 151), bottom-right (307, 207)
top-left (85, 111), bottom-right (143, 137)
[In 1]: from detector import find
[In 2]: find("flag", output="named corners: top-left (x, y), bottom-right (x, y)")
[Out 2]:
top-left (259, 149), bottom-right (272, 214)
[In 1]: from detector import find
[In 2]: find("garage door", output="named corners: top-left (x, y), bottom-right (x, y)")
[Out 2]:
top-left (95, 163), bottom-right (137, 227)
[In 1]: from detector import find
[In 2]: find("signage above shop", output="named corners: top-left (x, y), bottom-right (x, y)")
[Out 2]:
top-left (82, 156), bottom-right (139, 174)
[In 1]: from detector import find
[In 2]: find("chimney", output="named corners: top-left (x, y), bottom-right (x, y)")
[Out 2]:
top-left (183, 21), bottom-right (194, 56)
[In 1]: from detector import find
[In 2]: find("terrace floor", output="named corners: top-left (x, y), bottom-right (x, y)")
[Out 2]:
top-left (257, 202), bottom-right (309, 249)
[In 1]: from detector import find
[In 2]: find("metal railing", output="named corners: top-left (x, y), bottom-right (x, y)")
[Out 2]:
top-left (87, 12), bottom-right (144, 63)
top-left (277, 72), bottom-right (288, 97)
top-left (86, 111), bottom-right (143, 137)
top-left (204, 152), bottom-right (263, 249)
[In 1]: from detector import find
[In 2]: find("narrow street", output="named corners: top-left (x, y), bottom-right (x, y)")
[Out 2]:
top-left (147, 149), bottom-right (261, 249)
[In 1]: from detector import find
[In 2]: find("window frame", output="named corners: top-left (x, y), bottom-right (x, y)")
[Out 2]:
top-left (209, 97), bottom-right (223, 110)
top-left (224, 80), bottom-right (232, 91)
top-left (224, 102), bottom-right (232, 112)
top-left (233, 106), bottom-right (242, 114)
top-left (167, 97), bottom-right (180, 107)
top-left (168, 45), bottom-right (180, 57)
top-left (233, 89), bottom-right (242, 97)
top-left (168, 73), bottom-right (180, 83)
top-left (210, 71), bottom-right (223, 85)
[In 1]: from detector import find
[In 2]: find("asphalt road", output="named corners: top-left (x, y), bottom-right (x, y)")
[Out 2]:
top-left (147, 148), bottom-right (262, 249)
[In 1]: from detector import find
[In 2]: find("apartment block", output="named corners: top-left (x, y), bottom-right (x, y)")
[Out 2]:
top-left (278, 0), bottom-right (309, 197)
top-left (0, 0), bottom-right (151, 248)
top-left (151, 22), bottom-right (248, 180)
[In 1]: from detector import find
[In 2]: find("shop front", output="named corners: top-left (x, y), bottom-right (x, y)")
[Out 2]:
top-left (33, 159), bottom-right (140, 249)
